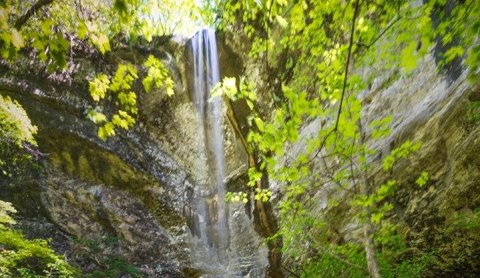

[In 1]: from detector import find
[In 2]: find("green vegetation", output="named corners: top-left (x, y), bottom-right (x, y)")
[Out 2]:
top-left (212, 0), bottom-right (478, 276)
top-left (0, 200), bottom-right (78, 277)
top-left (72, 237), bottom-right (142, 278)
top-left (300, 245), bottom-right (434, 278)
top-left (87, 55), bottom-right (174, 140)
top-left (0, 0), bottom-right (478, 276)
top-left (0, 95), bottom-right (37, 177)
top-left (0, 90), bottom-right (77, 277)
top-left (87, 256), bottom-right (142, 278)
top-left (448, 208), bottom-right (480, 231)
top-left (1, 0), bottom-right (197, 141)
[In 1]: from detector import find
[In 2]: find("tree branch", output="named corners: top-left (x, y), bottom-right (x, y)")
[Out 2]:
top-left (281, 264), bottom-right (301, 278)
top-left (14, 0), bottom-right (54, 30)
top-left (364, 15), bottom-right (400, 49)
top-left (312, 245), bottom-right (368, 272)
top-left (334, 0), bottom-right (361, 132)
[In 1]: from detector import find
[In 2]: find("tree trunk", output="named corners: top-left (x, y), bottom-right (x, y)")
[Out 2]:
top-left (364, 206), bottom-right (382, 278)
top-left (359, 123), bottom-right (382, 278)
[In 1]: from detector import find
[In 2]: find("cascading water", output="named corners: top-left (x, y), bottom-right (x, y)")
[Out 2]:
top-left (189, 28), bottom-right (230, 276)
top-left (188, 29), bottom-right (269, 277)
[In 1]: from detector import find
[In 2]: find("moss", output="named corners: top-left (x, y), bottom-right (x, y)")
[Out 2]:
top-left (138, 189), bottom-right (184, 229)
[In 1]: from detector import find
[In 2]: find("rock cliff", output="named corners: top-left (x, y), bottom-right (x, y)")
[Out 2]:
top-left (1, 29), bottom-right (479, 277)
top-left (0, 34), bottom-right (267, 277)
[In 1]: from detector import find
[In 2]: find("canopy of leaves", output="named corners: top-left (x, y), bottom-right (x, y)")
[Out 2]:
top-left (1, 0), bottom-right (209, 61)
top-left (212, 0), bottom-right (478, 275)
top-left (1, 0), bottom-right (202, 140)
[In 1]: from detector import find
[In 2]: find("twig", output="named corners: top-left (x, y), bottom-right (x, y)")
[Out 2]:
top-left (364, 15), bottom-right (400, 49)
top-left (281, 264), bottom-right (301, 278)
top-left (306, 128), bottom-right (335, 165)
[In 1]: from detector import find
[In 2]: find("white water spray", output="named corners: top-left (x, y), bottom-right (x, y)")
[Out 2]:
top-left (190, 28), bottom-right (230, 276)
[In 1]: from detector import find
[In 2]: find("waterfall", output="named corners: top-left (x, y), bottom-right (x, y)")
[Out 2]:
top-left (188, 29), bottom-right (269, 277)
top-left (189, 28), bottom-right (230, 276)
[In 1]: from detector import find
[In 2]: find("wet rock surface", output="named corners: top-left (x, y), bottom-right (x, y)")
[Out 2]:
top-left (0, 35), bottom-right (265, 277)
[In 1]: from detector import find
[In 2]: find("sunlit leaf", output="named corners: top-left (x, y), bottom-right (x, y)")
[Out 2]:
top-left (10, 29), bottom-right (24, 49)
top-left (276, 15), bottom-right (288, 28)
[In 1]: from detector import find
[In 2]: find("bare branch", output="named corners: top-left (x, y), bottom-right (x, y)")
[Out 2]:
top-left (280, 264), bottom-right (301, 278)
top-left (14, 0), bottom-right (54, 30)
top-left (334, 0), bottom-right (361, 132)
top-left (364, 15), bottom-right (400, 49)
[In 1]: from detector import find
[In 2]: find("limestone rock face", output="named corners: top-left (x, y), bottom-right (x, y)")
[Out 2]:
top-left (363, 57), bottom-right (480, 275)
top-left (0, 35), bottom-right (266, 276)
top-left (279, 54), bottom-right (480, 275)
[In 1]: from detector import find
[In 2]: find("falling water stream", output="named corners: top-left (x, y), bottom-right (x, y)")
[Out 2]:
top-left (188, 29), bottom-right (269, 277)
top-left (190, 28), bottom-right (230, 276)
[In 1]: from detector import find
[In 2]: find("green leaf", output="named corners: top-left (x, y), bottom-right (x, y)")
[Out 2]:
top-left (166, 87), bottom-right (174, 96)
top-left (401, 40), bottom-right (417, 71)
top-left (78, 21), bottom-right (88, 39)
top-left (98, 122), bottom-right (115, 141)
top-left (254, 117), bottom-right (264, 132)
top-left (89, 74), bottom-right (110, 102)
top-left (142, 55), bottom-right (174, 96)
top-left (223, 77), bottom-right (236, 90)
top-left (371, 211), bottom-right (384, 224)
top-left (87, 110), bottom-right (107, 124)
top-left (40, 18), bottom-right (54, 35)
top-left (415, 171), bottom-right (429, 187)
top-left (370, 115), bottom-right (393, 140)
top-left (10, 29), bottom-right (24, 49)
top-left (93, 34), bottom-right (111, 54)
top-left (276, 15), bottom-right (288, 28)
top-left (443, 46), bottom-right (464, 63)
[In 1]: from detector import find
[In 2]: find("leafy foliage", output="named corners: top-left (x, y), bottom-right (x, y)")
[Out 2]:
top-left (0, 91), bottom-right (76, 277)
top-left (448, 208), bottom-right (480, 231)
top-left (0, 96), bottom-right (36, 146)
top-left (143, 55), bottom-right (175, 96)
top-left (0, 96), bottom-right (37, 177)
top-left (300, 244), bottom-right (433, 278)
top-left (87, 255), bottom-right (142, 278)
top-left (87, 63), bottom-right (138, 140)
top-left (0, 201), bottom-right (78, 277)
top-left (0, 0), bottom-right (209, 61)
top-left (1, 0), bottom-right (195, 142)
top-left (86, 56), bottom-right (175, 141)
top-left (415, 171), bottom-right (430, 187)
top-left (214, 0), bottom-right (478, 275)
